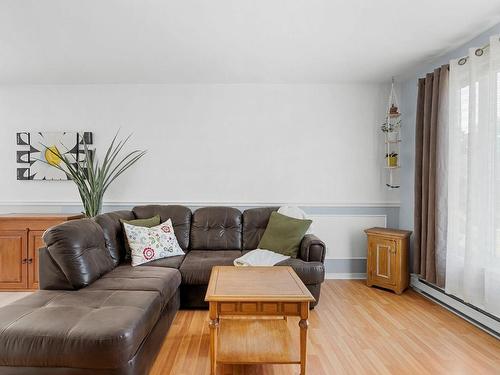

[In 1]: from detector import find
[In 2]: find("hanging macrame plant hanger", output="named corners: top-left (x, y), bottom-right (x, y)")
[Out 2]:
top-left (382, 78), bottom-right (401, 189)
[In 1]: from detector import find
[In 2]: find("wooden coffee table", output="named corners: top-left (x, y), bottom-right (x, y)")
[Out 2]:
top-left (205, 266), bottom-right (315, 375)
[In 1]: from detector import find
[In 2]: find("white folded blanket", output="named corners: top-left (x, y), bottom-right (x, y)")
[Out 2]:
top-left (234, 249), bottom-right (289, 267)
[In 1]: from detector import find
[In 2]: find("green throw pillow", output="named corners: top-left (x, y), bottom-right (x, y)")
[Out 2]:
top-left (258, 212), bottom-right (312, 258)
top-left (120, 215), bottom-right (161, 259)
top-left (122, 215), bottom-right (161, 228)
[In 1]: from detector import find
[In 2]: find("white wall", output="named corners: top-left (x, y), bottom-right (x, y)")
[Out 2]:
top-left (0, 84), bottom-right (398, 207)
top-left (0, 83), bottom-right (399, 276)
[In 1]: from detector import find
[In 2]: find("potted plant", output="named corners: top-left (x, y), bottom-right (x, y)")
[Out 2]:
top-left (381, 119), bottom-right (401, 142)
top-left (44, 132), bottom-right (146, 217)
top-left (385, 152), bottom-right (398, 167)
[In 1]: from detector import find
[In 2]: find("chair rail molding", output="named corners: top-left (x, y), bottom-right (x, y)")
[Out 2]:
top-left (0, 200), bottom-right (401, 208)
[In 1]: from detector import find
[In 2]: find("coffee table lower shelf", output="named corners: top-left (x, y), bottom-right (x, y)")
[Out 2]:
top-left (217, 318), bottom-right (300, 365)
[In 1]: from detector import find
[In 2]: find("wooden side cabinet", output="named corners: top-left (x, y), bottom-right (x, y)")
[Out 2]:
top-left (364, 227), bottom-right (412, 294)
top-left (0, 214), bottom-right (83, 290)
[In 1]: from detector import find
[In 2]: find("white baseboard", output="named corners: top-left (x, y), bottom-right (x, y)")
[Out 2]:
top-left (326, 273), bottom-right (367, 280)
top-left (410, 275), bottom-right (500, 338)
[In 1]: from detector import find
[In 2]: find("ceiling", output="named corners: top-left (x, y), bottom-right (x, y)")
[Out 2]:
top-left (1, 0), bottom-right (500, 84)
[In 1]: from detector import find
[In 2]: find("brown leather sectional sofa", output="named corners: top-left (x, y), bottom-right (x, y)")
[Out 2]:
top-left (0, 205), bottom-right (326, 375)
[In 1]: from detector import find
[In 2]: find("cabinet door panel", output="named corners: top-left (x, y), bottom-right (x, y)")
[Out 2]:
top-left (28, 231), bottom-right (45, 289)
top-left (368, 237), bottom-right (396, 286)
top-left (0, 230), bottom-right (28, 289)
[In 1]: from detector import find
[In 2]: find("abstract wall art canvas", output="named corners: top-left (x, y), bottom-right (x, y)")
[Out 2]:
top-left (16, 132), bottom-right (93, 180)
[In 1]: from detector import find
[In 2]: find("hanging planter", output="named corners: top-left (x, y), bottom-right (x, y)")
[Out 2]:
top-left (382, 78), bottom-right (401, 189)
top-left (385, 152), bottom-right (398, 167)
top-left (387, 131), bottom-right (398, 142)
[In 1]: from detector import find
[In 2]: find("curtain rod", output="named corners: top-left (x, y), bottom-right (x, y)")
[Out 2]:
top-left (419, 37), bottom-right (498, 79)
top-left (457, 37), bottom-right (500, 65)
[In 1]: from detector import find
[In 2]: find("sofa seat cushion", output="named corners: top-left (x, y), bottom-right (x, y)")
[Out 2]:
top-left (0, 290), bottom-right (161, 369)
top-left (139, 254), bottom-right (185, 269)
top-left (276, 258), bottom-right (325, 285)
top-left (86, 265), bottom-right (181, 309)
top-left (179, 250), bottom-right (241, 285)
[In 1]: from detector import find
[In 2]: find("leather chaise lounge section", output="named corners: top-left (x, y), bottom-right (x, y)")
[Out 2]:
top-left (0, 205), bottom-right (326, 375)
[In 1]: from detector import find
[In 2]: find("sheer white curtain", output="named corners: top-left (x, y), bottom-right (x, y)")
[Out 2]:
top-left (447, 35), bottom-right (500, 317)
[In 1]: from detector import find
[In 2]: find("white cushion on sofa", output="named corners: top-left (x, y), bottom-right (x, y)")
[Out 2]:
top-left (123, 219), bottom-right (185, 266)
top-left (278, 205), bottom-right (313, 234)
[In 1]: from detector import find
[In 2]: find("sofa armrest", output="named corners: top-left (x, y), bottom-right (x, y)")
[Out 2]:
top-left (299, 234), bottom-right (326, 263)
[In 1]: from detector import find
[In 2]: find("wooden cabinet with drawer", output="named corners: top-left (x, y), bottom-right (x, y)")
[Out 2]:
top-left (364, 227), bottom-right (412, 294)
top-left (0, 214), bottom-right (83, 290)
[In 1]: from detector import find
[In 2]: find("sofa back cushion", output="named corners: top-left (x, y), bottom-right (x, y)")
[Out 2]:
top-left (42, 219), bottom-right (115, 289)
top-left (94, 210), bottom-right (135, 265)
top-left (242, 207), bottom-right (278, 250)
top-left (190, 207), bottom-right (242, 250)
top-left (132, 205), bottom-right (192, 250)
top-left (38, 247), bottom-right (75, 290)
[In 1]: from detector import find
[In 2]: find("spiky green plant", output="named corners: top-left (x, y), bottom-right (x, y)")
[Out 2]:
top-left (44, 132), bottom-right (146, 217)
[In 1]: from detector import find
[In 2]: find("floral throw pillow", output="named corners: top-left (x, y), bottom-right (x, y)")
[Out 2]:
top-left (123, 219), bottom-right (184, 266)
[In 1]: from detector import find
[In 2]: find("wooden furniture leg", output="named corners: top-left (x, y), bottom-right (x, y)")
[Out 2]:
top-left (209, 302), bottom-right (219, 375)
top-left (299, 302), bottom-right (309, 375)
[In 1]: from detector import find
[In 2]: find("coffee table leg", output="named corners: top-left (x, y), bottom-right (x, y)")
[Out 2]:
top-left (209, 302), bottom-right (219, 375)
top-left (299, 302), bottom-right (309, 375)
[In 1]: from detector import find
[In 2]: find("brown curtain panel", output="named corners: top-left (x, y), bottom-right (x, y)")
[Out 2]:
top-left (413, 64), bottom-right (448, 287)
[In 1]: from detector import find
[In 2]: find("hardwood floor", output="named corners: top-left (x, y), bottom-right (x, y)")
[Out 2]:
top-left (150, 280), bottom-right (500, 375)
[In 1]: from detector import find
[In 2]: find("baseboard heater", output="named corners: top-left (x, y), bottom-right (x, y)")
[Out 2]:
top-left (410, 275), bottom-right (500, 339)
